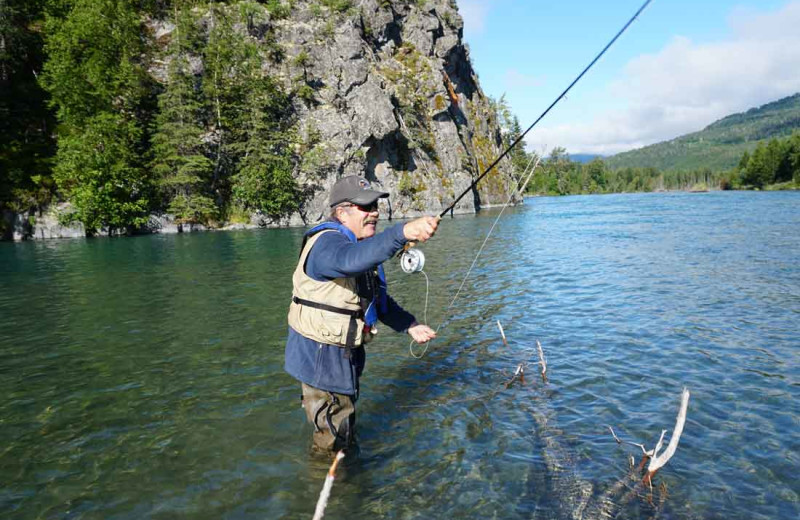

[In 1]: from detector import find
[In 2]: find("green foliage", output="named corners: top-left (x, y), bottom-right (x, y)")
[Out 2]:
top-left (295, 84), bottom-right (316, 105)
top-left (738, 133), bottom-right (800, 189)
top-left (41, 0), bottom-right (154, 234)
top-left (41, 0), bottom-right (149, 124)
top-left (227, 53), bottom-right (299, 218)
top-left (263, 0), bottom-right (291, 19)
top-left (151, 6), bottom-right (216, 225)
top-left (293, 49), bottom-right (311, 68)
top-left (321, 18), bottom-right (335, 40)
top-left (54, 113), bottom-right (152, 234)
top-left (320, 0), bottom-right (353, 14)
top-left (607, 93), bottom-right (800, 172)
top-left (382, 43), bottom-right (438, 161)
top-left (0, 0), bottom-right (57, 211)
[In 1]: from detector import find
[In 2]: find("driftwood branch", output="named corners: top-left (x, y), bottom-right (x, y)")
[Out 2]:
top-left (505, 363), bottom-right (525, 388)
top-left (608, 426), bottom-right (653, 456)
top-left (646, 388), bottom-right (690, 483)
top-left (536, 340), bottom-right (547, 382)
top-left (313, 450), bottom-right (345, 520)
top-left (608, 388), bottom-right (691, 486)
top-left (497, 320), bottom-right (508, 347)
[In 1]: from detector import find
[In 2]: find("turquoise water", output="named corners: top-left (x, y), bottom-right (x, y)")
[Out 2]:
top-left (1, 191), bottom-right (798, 519)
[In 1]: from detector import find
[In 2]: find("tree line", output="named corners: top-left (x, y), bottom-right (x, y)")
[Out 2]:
top-left (491, 94), bottom-right (800, 196)
top-left (1, 0), bottom-right (304, 236)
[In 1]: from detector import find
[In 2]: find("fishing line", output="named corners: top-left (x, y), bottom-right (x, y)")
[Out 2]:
top-left (409, 152), bottom-right (542, 358)
top-left (405, 0), bottom-right (654, 356)
top-left (438, 0), bottom-right (654, 218)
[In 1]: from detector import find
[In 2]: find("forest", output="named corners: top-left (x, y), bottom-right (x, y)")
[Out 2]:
top-left (490, 95), bottom-right (800, 195)
top-left (1, 0), bottom-right (310, 236)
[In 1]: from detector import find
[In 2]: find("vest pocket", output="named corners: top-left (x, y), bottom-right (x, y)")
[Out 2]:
top-left (319, 319), bottom-right (344, 341)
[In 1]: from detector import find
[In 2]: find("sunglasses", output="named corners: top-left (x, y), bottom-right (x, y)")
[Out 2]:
top-left (344, 201), bottom-right (379, 212)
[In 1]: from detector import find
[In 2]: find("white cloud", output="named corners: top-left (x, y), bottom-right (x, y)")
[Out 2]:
top-left (458, 0), bottom-right (493, 35)
top-left (528, 1), bottom-right (800, 155)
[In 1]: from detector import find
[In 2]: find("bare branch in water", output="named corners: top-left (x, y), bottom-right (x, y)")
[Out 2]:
top-left (608, 388), bottom-right (690, 486)
top-left (608, 426), bottom-right (653, 456)
top-left (313, 451), bottom-right (345, 520)
top-left (505, 363), bottom-right (525, 388)
top-left (497, 320), bottom-right (508, 347)
top-left (645, 388), bottom-right (690, 483)
top-left (536, 340), bottom-right (547, 382)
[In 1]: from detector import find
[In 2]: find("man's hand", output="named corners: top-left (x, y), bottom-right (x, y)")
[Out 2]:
top-left (403, 216), bottom-right (439, 243)
top-left (408, 322), bottom-right (436, 344)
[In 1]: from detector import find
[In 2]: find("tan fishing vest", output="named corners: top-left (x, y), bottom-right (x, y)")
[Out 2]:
top-left (287, 230), bottom-right (367, 347)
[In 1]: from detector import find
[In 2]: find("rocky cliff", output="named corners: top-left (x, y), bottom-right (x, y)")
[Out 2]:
top-left (155, 0), bottom-right (519, 227)
top-left (5, 0), bottom-right (519, 240)
top-left (264, 0), bottom-right (519, 224)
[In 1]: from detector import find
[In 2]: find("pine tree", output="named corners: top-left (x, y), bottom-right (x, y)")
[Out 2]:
top-left (41, 0), bottom-right (154, 234)
top-left (151, 3), bottom-right (216, 225)
top-left (0, 0), bottom-right (56, 212)
top-left (229, 42), bottom-right (298, 218)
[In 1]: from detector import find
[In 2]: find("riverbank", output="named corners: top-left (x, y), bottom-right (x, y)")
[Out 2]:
top-left (1, 200), bottom-right (486, 242)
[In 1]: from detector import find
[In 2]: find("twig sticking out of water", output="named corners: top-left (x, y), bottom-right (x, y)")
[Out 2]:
top-left (497, 320), bottom-right (508, 347)
top-left (608, 426), bottom-right (654, 457)
top-left (536, 340), bottom-right (548, 382)
top-left (607, 388), bottom-right (691, 487)
top-left (505, 363), bottom-right (525, 388)
top-left (645, 388), bottom-right (690, 486)
top-left (312, 450), bottom-right (345, 520)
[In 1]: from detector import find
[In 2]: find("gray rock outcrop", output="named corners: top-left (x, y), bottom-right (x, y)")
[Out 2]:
top-left (268, 0), bottom-right (519, 224)
top-left (9, 0), bottom-right (519, 241)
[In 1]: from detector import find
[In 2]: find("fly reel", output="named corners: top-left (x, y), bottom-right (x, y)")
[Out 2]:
top-left (400, 247), bottom-right (425, 274)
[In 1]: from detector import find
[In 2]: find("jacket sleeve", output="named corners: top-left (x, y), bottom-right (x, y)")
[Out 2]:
top-left (306, 223), bottom-right (407, 281)
top-left (378, 293), bottom-right (417, 332)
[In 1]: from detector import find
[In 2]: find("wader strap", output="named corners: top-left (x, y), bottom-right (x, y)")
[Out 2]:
top-left (292, 296), bottom-right (362, 317)
top-left (325, 393), bottom-right (340, 438)
top-left (313, 401), bottom-right (329, 433)
top-left (292, 296), bottom-right (361, 358)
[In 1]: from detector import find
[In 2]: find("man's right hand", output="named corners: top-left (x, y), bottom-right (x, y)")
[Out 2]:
top-left (403, 216), bottom-right (439, 242)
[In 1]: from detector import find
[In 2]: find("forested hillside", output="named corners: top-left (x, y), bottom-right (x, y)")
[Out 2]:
top-left (1, 0), bottom-right (517, 240)
top-left (606, 94), bottom-right (800, 172)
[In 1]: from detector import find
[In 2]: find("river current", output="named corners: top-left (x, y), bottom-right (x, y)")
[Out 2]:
top-left (1, 191), bottom-right (798, 519)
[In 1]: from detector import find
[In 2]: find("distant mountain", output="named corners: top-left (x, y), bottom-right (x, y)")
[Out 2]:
top-left (606, 93), bottom-right (800, 171)
top-left (569, 153), bottom-right (605, 164)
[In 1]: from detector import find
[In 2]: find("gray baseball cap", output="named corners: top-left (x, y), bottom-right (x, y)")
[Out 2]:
top-left (329, 176), bottom-right (389, 207)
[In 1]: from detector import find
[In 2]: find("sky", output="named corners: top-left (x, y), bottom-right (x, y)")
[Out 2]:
top-left (458, 0), bottom-right (800, 156)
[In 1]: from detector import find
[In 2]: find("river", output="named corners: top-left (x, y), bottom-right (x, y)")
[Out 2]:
top-left (1, 191), bottom-right (798, 519)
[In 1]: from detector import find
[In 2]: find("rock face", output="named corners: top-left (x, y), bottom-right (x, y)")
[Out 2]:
top-left (11, 0), bottom-right (518, 241)
top-left (272, 0), bottom-right (519, 224)
top-left (2, 204), bottom-right (85, 241)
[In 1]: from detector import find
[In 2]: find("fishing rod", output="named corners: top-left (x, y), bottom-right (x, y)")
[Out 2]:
top-left (439, 0), bottom-right (654, 218)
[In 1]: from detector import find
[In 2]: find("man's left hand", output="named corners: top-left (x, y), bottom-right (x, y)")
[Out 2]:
top-left (408, 322), bottom-right (436, 344)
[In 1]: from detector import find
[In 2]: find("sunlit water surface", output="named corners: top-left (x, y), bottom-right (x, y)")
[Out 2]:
top-left (1, 191), bottom-right (798, 519)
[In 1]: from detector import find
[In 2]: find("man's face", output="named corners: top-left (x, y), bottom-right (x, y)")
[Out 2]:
top-left (337, 201), bottom-right (379, 240)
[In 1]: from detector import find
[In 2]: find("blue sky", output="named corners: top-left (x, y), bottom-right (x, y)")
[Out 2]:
top-left (458, 0), bottom-right (800, 155)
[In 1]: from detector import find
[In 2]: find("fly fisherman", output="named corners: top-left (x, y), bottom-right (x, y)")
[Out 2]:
top-left (285, 176), bottom-right (439, 452)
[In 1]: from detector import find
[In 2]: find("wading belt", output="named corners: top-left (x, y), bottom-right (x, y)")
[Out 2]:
top-left (292, 296), bottom-right (362, 359)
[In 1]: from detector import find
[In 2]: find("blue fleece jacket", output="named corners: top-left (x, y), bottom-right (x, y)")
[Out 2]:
top-left (284, 222), bottom-right (416, 396)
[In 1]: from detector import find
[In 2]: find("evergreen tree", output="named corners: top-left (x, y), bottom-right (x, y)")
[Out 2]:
top-left (41, 0), bottom-right (154, 234)
top-left (54, 113), bottom-right (152, 233)
top-left (0, 0), bottom-right (56, 213)
top-left (150, 3), bottom-right (216, 225)
top-left (229, 43), bottom-right (298, 218)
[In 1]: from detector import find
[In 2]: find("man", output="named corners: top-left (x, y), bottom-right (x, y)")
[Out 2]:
top-left (285, 175), bottom-right (438, 451)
